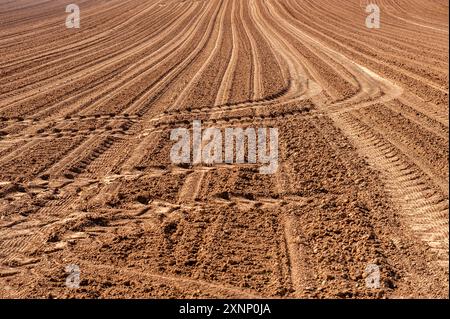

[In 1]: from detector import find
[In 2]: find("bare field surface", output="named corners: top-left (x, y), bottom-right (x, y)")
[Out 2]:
top-left (0, 0), bottom-right (448, 298)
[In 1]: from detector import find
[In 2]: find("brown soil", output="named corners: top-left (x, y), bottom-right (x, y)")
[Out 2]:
top-left (0, 0), bottom-right (448, 299)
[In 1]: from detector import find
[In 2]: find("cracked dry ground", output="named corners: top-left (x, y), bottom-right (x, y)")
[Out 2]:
top-left (0, 0), bottom-right (448, 298)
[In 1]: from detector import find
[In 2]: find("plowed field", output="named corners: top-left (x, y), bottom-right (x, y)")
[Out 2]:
top-left (0, 0), bottom-right (448, 298)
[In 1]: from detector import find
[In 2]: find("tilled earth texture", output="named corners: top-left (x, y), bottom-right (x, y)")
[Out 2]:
top-left (0, 0), bottom-right (448, 299)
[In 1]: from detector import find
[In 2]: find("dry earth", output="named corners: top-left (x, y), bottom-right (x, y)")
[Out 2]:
top-left (0, 0), bottom-right (448, 298)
